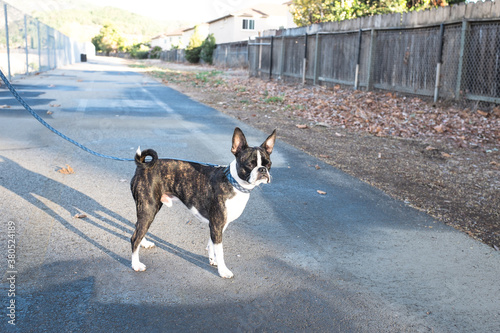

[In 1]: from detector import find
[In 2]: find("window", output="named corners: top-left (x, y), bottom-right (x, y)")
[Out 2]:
top-left (242, 19), bottom-right (255, 30)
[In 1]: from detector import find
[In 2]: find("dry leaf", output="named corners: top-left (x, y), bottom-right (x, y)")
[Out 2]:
top-left (493, 107), bottom-right (500, 117)
top-left (433, 124), bottom-right (445, 133)
top-left (315, 165), bottom-right (321, 170)
top-left (335, 132), bottom-right (345, 137)
top-left (57, 164), bottom-right (74, 174)
top-left (73, 213), bottom-right (87, 219)
top-left (441, 152), bottom-right (452, 158)
top-left (319, 154), bottom-right (330, 158)
top-left (477, 110), bottom-right (488, 117)
top-left (1, 105), bottom-right (11, 108)
top-left (296, 124), bottom-right (308, 129)
top-left (317, 190), bottom-right (327, 195)
top-left (46, 111), bottom-right (53, 115)
top-left (425, 146), bottom-right (438, 151)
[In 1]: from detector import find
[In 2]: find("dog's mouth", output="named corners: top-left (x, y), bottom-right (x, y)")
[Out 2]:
top-left (254, 170), bottom-right (271, 184)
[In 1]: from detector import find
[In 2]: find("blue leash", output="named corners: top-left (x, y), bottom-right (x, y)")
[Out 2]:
top-left (0, 69), bottom-right (134, 161)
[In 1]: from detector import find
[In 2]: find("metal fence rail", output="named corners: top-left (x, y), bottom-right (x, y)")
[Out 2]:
top-left (249, 19), bottom-right (500, 104)
top-left (0, 1), bottom-right (92, 81)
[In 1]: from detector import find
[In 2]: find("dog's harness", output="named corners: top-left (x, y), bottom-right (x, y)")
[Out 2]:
top-left (224, 166), bottom-right (252, 194)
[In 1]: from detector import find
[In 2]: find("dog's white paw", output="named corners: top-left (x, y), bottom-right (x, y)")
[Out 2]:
top-left (218, 267), bottom-right (234, 279)
top-left (140, 238), bottom-right (155, 249)
top-left (132, 261), bottom-right (146, 272)
top-left (209, 257), bottom-right (217, 267)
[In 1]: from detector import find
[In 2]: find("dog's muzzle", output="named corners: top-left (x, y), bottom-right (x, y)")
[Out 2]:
top-left (257, 167), bottom-right (271, 183)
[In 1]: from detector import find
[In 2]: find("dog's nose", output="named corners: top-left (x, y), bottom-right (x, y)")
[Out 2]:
top-left (258, 167), bottom-right (267, 174)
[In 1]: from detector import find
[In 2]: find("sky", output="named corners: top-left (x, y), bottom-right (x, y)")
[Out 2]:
top-left (84, 0), bottom-right (287, 22)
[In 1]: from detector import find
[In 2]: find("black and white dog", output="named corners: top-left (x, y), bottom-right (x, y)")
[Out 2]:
top-left (130, 127), bottom-right (276, 278)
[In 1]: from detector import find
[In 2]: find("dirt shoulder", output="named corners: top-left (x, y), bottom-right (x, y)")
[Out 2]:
top-left (136, 60), bottom-right (500, 250)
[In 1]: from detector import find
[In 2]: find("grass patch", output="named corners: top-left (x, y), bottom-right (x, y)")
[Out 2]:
top-left (264, 96), bottom-right (285, 104)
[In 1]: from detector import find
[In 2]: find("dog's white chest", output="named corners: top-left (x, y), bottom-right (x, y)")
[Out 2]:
top-left (225, 192), bottom-right (250, 223)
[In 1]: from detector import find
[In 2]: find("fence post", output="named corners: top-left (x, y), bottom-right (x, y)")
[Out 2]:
top-left (279, 35), bottom-right (285, 80)
top-left (313, 32), bottom-right (320, 85)
top-left (4, 4), bottom-right (11, 80)
top-left (354, 29), bottom-right (362, 90)
top-left (434, 24), bottom-right (445, 103)
top-left (302, 33), bottom-right (308, 84)
top-left (269, 36), bottom-right (274, 79)
top-left (37, 20), bottom-right (41, 71)
top-left (455, 20), bottom-right (469, 100)
top-left (366, 29), bottom-right (377, 91)
top-left (24, 15), bottom-right (29, 74)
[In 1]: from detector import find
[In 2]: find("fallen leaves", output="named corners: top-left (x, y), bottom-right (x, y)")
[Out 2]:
top-left (317, 190), bottom-right (327, 195)
top-left (73, 213), bottom-right (87, 219)
top-left (217, 77), bottom-right (499, 148)
top-left (57, 164), bottom-right (74, 174)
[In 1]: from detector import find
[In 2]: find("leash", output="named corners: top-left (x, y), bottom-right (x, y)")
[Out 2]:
top-left (0, 69), bottom-right (134, 161)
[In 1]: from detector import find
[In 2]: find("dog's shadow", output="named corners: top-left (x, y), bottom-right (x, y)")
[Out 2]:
top-left (0, 156), bottom-right (215, 275)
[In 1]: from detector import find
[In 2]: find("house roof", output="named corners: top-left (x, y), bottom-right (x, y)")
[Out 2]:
top-left (207, 3), bottom-right (289, 24)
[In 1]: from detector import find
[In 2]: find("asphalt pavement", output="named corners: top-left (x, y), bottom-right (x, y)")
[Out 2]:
top-left (1, 57), bottom-right (499, 332)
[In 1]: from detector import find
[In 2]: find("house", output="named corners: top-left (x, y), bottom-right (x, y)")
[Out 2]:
top-left (207, 3), bottom-right (296, 44)
top-left (151, 29), bottom-right (183, 50)
top-left (180, 23), bottom-right (209, 48)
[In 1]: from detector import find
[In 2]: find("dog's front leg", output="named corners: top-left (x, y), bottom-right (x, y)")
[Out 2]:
top-left (214, 242), bottom-right (233, 279)
top-left (209, 213), bottom-right (233, 279)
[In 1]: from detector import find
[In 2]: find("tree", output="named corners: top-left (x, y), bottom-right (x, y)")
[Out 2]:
top-left (290, 0), bottom-right (465, 27)
top-left (185, 25), bottom-right (205, 63)
top-left (91, 24), bottom-right (124, 55)
top-left (200, 34), bottom-right (217, 65)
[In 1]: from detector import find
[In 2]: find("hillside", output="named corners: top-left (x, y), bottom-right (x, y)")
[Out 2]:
top-left (5, 0), bottom-right (186, 43)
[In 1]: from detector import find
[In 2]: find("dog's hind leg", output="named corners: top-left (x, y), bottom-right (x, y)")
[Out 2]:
top-left (131, 203), bottom-right (161, 271)
top-left (206, 239), bottom-right (216, 266)
top-left (140, 238), bottom-right (155, 248)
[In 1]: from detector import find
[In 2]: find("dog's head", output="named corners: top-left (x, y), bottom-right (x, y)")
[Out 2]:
top-left (231, 127), bottom-right (276, 186)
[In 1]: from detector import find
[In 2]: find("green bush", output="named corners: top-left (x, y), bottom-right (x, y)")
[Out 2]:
top-left (129, 43), bottom-right (150, 59)
top-left (185, 46), bottom-right (202, 63)
top-left (200, 34), bottom-right (216, 65)
top-left (149, 46), bottom-right (162, 59)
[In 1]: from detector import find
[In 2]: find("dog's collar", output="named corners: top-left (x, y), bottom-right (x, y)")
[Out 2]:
top-left (225, 166), bottom-right (252, 194)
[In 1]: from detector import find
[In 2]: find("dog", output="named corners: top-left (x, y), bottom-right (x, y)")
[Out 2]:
top-left (130, 127), bottom-right (276, 278)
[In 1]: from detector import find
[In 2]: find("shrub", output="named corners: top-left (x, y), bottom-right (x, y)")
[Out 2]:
top-left (149, 46), bottom-right (162, 59)
top-left (185, 46), bottom-right (202, 63)
top-left (200, 34), bottom-right (216, 65)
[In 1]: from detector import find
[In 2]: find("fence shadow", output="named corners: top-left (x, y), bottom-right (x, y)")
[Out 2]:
top-left (0, 156), bottom-right (213, 274)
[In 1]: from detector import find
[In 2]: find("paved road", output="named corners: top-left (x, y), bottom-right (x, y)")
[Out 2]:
top-left (1, 57), bottom-right (499, 332)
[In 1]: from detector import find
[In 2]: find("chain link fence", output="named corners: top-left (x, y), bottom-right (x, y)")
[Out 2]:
top-left (249, 18), bottom-right (500, 105)
top-left (0, 1), bottom-right (93, 81)
top-left (212, 41), bottom-right (248, 68)
top-left (160, 49), bottom-right (186, 63)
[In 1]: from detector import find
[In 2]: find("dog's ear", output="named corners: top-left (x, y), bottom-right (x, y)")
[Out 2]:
top-left (261, 129), bottom-right (277, 155)
top-left (231, 127), bottom-right (248, 155)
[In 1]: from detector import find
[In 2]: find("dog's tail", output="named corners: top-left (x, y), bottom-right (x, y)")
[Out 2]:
top-left (135, 147), bottom-right (158, 169)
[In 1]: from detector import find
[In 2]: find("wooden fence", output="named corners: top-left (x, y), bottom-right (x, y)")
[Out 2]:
top-left (249, 19), bottom-right (500, 104)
